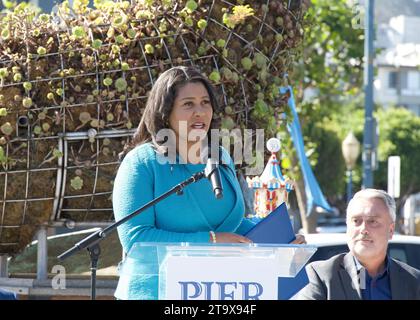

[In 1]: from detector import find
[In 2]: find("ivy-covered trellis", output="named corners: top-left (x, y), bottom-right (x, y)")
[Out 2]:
top-left (0, 0), bottom-right (308, 255)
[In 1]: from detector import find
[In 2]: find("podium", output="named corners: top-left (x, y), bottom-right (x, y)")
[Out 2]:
top-left (116, 242), bottom-right (317, 300)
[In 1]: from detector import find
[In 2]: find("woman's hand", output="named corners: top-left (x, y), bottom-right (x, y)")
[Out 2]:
top-left (214, 232), bottom-right (253, 243)
top-left (290, 234), bottom-right (306, 244)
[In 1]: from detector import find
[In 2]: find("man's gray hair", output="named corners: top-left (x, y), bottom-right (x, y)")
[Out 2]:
top-left (346, 189), bottom-right (396, 222)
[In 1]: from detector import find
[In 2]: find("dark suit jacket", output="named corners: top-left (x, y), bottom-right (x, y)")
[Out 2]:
top-left (293, 253), bottom-right (420, 300)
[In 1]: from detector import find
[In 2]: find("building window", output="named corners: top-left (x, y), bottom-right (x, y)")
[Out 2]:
top-left (401, 71), bottom-right (408, 89)
top-left (388, 71), bottom-right (397, 89)
top-left (403, 104), bottom-right (420, 116)
top-left (417, 71), bottom-right (420, 90)
top-left (408, 71), bottom-right (420, 90)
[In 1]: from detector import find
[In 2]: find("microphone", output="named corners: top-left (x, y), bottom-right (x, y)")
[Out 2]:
top-left (204, 158), bottom-right (223, 199)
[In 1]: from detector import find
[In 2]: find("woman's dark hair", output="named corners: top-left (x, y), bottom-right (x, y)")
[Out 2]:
top-left (120, 65), bottom-right (220, 159)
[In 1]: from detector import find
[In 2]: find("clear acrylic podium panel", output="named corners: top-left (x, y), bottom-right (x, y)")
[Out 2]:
top-left (119, 242), bottom-right (317, 300)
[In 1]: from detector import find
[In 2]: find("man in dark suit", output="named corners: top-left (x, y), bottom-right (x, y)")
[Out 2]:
top-left (293, 189), bottom-right (420, 300)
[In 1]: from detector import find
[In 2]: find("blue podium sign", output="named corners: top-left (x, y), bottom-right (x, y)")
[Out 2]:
top-left (117, 242), bottom-right (316, 300)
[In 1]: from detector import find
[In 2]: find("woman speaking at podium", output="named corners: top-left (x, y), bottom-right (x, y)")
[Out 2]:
top-left (112, 66), bottom-right (256, 299)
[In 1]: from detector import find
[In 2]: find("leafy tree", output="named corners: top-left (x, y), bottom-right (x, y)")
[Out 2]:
top-left (325, 105), bottom-right (420, 229)
top-left (283, 0), bottom-right (364, 232)
top-left (375, 107), bottom-right (420, 217)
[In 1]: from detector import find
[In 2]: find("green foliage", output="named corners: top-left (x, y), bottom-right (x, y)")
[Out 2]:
top-left (36, 46), bottom-right (46, 55)
top-left (285, 0), bottom-right (365, 207)
top-left (115, 77), bottom-right (127, 92)
top-left (321, 104), bottom-right (420, 209)
top-left (223, 5), bottom-right (254, 29)
top-left (53, 149), bottom-right (63, 158)
top-left (185, 0), bottom-right (198, 13)
top-left (93, 0), bottom-right (116, 10)
top-left (0, 121), bottom-right (13, 135)
top-left (70, 176), bottom-right (84, 190)
top-left (298, 0), bottom-right (364, 117)
top-left (0, 145), bottom-right (6, 165)
top-left (311, 125), bottom-right (346, 196)
top-left (197, 19), bottom-right (207, 30)
top-left (2, 0), bottom-right (16, 9)
top-left (208, 70), bottom-right (221, 83)
top-left (374, 108), bottom-right (420, 199)
top-left (0, 67), bottom-right (8, 78)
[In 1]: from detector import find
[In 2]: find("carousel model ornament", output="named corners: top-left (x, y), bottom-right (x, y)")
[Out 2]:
top-left (247, 137), bottom-right (293, 219)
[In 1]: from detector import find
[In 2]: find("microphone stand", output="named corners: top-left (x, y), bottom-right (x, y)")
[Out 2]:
top-left (57, 166), bottom-right (218, 300)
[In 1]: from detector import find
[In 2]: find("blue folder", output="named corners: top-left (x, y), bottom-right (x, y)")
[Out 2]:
top-left (0, 288), bottom-right (17, 300)
top-left (244, 203), bottom-right (308, 300)
top-left (245, 202), bottom-right (296, 244)
top-left (277, 268), bottom-right (309, 300)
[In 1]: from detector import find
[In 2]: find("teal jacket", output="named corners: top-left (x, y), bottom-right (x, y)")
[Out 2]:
top-left (112, 143), bottom-right (254, 299)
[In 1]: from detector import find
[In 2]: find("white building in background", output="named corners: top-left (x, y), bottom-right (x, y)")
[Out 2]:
top-left (376, 15), bottom-right (420, 235)
top-left (375, 15), bottom-right (420, 116)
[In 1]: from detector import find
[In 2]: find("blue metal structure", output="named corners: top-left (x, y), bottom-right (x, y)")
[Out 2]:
top-left (362, 0), bottom-right (375, 189)
top-left (280, 86), bottom-right (332, 216)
